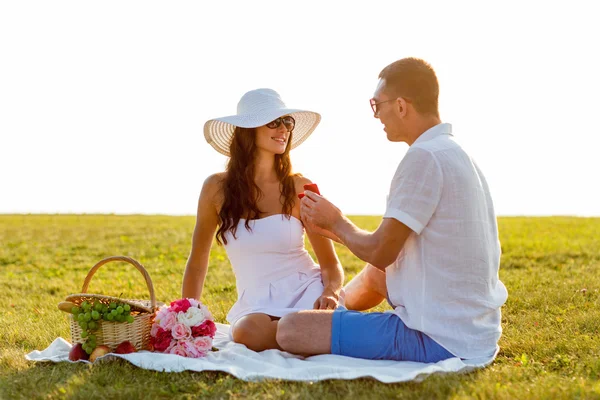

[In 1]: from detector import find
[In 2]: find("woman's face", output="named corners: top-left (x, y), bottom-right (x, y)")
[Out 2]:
top-left (254, 116), bottom-right (295, 155)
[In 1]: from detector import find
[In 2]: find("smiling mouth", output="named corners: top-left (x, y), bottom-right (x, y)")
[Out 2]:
top-left (271, 137), bottom-right (287, 144)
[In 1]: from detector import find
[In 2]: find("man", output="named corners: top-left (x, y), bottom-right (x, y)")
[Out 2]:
top-left (276, 58), bottom-right (508, 362)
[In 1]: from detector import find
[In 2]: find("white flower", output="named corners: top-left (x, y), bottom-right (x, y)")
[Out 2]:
top-left (177, 306), bottom-right (205, 327)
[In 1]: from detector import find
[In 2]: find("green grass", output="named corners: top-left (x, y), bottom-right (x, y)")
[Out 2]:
top-left (1, 215), bottom-right (599, 399)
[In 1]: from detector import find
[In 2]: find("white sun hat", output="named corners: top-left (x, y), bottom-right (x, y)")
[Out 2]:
top-left (203, 88), bottom-right (321, 157)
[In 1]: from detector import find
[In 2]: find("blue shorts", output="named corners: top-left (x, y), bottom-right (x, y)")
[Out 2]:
top-left (330, 309), bottom-right (455, 363)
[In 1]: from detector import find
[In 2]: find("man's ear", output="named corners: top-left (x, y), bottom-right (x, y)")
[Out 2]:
top-left (395, 98), bottom-right (407, 117)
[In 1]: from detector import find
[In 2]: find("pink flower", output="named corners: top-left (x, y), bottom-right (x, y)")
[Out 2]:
top-left (151, 323), bottom-right (160, 337)
top-left (155, 306), bottom-right (171, 322)
top-left (158, 311), bottom-right (178, 331)
top-left (192, 336), bottom-right (213, 353)
top-left (192, 320), bottom-right (217, 338)
top-left (171, 322), bottom-right (192, 340)
top-left (200, 304), bottom-right (213, 321)
top-left (169, 299), bottom-right (192, 313)
top-left (182, 341), bottom-right (205, 358)
top-left (168, 341), bottom-right (189, 357)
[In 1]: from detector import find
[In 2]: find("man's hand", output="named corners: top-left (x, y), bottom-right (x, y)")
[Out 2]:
top-left (313, 288), bottom-right (340, 310)
top-left (300, 191), bottom-right (343, 232)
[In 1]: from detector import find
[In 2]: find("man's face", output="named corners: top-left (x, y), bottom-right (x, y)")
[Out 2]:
top-left (372, 79), bottom-right (406, 142)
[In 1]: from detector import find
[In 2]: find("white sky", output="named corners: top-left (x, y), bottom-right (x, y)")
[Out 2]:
top-left (1, 1), bottom-right (599, 216)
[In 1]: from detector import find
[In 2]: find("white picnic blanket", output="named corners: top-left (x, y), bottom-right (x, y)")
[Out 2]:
top-left (26, 323), bottom-right (497, 383)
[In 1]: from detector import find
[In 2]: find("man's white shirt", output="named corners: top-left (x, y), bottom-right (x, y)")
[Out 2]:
top-left (384, 122), bottom-right (508, 360)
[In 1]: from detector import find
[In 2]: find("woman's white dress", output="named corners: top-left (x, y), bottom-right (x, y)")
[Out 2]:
top-left (223, 214), bottom-right (334, 325)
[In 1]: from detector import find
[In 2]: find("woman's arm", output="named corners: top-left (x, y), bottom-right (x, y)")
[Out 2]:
top-left (294, 176), bottom-right (344, 309)
top-left (181, 174), bottom-right (221, 300)
top-left (306, 229), bottom-right (344, 309)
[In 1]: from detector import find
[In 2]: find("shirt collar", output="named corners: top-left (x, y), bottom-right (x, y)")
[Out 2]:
top-left (413, 122), bottom-right (453, 145)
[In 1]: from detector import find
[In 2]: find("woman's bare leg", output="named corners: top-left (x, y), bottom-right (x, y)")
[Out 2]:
top-left (231, 313), bottom-right (281, 351)
top-left (343, 263), bottom-right (387, 310)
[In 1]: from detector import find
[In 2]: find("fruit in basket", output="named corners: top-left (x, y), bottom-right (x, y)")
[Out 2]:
top-left (89, 345), bottom-right (111, 362)
top-left (63, 297), bottom-right (141, 357)
top-left (114, 341), bottom-right (137, 354)
top-left (69, 343), bottom-right (89, 361)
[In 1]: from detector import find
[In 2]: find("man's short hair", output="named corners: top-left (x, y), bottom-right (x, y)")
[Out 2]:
top-left (379, 58), bottom-right (439, 117)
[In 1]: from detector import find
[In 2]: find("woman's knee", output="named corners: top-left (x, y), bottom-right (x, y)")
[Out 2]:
top-left (232, 314), bottom-right (273, 349)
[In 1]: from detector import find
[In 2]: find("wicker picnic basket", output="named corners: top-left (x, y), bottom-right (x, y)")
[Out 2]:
top-left (63, 256), bottom-right (159, 351)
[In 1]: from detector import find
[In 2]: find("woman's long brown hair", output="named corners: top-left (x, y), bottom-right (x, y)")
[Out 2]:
top-left (215, 127), bottom-right (297, 245)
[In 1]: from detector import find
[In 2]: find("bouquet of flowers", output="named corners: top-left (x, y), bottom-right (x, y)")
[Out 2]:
top-left (150, 298), bottom-right (217, 358)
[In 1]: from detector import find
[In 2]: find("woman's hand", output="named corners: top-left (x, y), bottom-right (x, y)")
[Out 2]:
top-left (313, 288), bottom-right (340, 310)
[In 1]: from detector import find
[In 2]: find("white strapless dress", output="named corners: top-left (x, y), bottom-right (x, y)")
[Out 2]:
top-left (223, 214), bottom-right (334, 325)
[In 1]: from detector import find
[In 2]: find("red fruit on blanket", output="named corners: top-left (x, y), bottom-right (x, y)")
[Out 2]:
top-left (114, 340), bottom-right (137, 354)
top-left (69, 343), bottom-right (89, 361)
top-left (298, 183), bottom-right (321, 199)
top-left (89, 345), bottom-right (111, 362)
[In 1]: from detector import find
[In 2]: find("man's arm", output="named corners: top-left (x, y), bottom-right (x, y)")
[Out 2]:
top-left (333, 215), bottom-right (412, 270)
top-left (301, 191), bottom-right (413, 270)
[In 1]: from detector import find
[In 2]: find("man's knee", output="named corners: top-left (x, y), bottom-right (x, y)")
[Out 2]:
top-left (364, 264), bottom-right (387, 296)
top-left (275, 313), bottom-right (299, 350)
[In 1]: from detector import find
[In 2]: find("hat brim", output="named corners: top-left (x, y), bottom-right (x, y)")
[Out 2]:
top-left (204, 108), bottom-right (321, 157)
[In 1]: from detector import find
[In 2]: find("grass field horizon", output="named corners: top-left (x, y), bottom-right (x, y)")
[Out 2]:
top-left (1, 215), bottom-right (599, 399)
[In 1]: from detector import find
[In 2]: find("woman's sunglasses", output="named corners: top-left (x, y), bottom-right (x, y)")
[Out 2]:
top-left (265, 116), bottom-right (295, 131)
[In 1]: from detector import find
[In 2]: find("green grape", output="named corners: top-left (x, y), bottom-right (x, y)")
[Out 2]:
top-left (103, 313), bottom-right (110, 320)
top-left (109, 302), bottom-right (117, 309)
top-left (77, 313), bottom-right (85, 322)
top-left (94, 302), bottom-right (103, 312)
top-left (116, 306), bottom-right (124, 314)
top-left (71, 306), bottom-right (80, 315)
top-left (84, 346), bottom-right (93, 355)
top-left (126, 315), bottom-right (134, 323)
top-left (81, 301), bottom-right (89, 309)
top-left (81, 331), bottom-right (88, 338)
top-left (88, 321), bottom-right (97, 330)
top-left (91, 311), bottom-right (100, 320)
top-left (84, 313), bottom-right (92, 322)
top-left (123, 304), bottom-right (131, 312)
top-left (88, 334), bottom-right (96, 341)
top-left (110, 309), bottom-right (118, 316)
top-left (79, 321), bottom-right (88, 330)
top-left (102, 305), bottom-right (109, 313)
top-left (107, 314), bottom-right (114, 321)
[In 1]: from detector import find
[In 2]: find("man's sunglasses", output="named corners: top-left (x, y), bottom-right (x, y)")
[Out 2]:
top-left (370, 98), bottom-right (396, 116)
top-left (265, 116), bottom-right (295, 131)
top-left (369, 97), bottom-right (412, 116)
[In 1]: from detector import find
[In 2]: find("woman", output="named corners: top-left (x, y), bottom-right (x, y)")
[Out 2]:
top-left (182, 88), bottom-right (344, 352)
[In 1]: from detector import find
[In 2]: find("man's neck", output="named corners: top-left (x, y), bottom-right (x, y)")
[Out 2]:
top-left (407, 117), bottom-right (442, 146)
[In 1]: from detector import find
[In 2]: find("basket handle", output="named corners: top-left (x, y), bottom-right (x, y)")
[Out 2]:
top-left (81, 256), bottom-right (157, 311)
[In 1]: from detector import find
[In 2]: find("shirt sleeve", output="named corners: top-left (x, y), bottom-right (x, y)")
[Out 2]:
top-left (384, 147), bottom-right (443, 234)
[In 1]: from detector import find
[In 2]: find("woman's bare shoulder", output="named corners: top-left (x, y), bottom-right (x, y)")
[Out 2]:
top-left (202, 172), bottom-right (227, 202)
top-left (292, 173), bottom-right (312, 192)
top-left (204, 172), bottom-right (226, 187)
